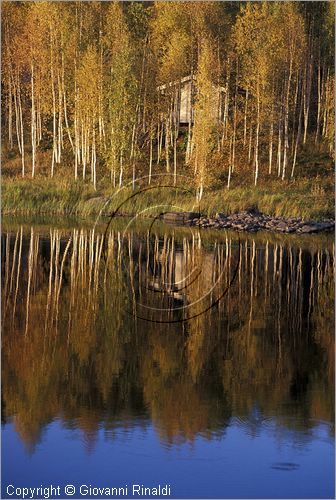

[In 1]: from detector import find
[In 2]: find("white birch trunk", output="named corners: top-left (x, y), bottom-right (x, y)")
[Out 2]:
top-left (165, 118), bottom-right (170, 173)
top-left (13, 72), bottom-right (22, 155)
top-left (17, 75), bottom-right (25, 177)
top-left (290, 72), bottom-right (299, 155)
top-left (268, 105), bottom-right (274, 174)
top-left (227, 135), bottom-right (232, 189)
top-left (291, 90), bottom-right (303, 178)
top-left (244, 88), bottom-right (248, 146)
top-left (82, 120), bottom-right (86, 179)
top-left (157, 120), bottom-right (161, 164)
top-left (50, 27), bottom-right (57, 177)
top-left (248, 125), bottom-right (253, 163)
top-left (62, 50), bottom-right (74, 153)
top-left (149, 122), bottom-right (153, 185)
top-left (92, 125), bottom-right (96, 190)
top-left (277, 118), bottom-right (282, 177)
top-left (315, 59), bottom-right (321, 143)
top-left (8, 65), bottom-right (13, 149)
top-left (282, 61), bottom-right (292, 180)
top-left (254, 81), bottom-right (260, 186)
top-left (222, 58), bottom-right (230, 143)
top-left (57, 70), bottom-right (63, 163)
top-left (31, 62), bottom-right (36, 177)
top-left (119, 149), bottom-right (123, 187)
top-left (303, 53), bottom-right (312, 144)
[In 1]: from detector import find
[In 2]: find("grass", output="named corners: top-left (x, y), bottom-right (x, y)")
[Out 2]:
top-left (2, 174), bottom-right (334, 221)
top-left (1, 143), bottom-right (334, 221)
top-left (199, 178), bottom-right (334, 220)
top-left (2, 177), bottom-right (86, 215)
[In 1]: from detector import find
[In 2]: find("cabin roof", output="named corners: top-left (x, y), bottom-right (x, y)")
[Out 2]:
top-left (157, 74), bottom-right (196, 91)
top-left (157, 74), bottom-right (225, 93)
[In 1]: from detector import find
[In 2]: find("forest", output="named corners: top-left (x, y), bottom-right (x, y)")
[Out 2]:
top-left (1, 1), bottom-right (335, 202)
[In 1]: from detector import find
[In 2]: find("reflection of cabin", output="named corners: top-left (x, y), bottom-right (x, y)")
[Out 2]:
top-left (150, 251), bottom-right (185, 302)
top-left (149, 244), bottom-right (214, 304)
top-left (157, 75), bottom-right (226, 126)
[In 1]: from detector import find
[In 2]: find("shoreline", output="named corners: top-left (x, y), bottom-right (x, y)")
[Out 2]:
top-left (2, 178), bottom-right (334, 235)
top-left (161, 210), bottom-right (335, 234)
top-left (2, 205), bottom-right (334, 235)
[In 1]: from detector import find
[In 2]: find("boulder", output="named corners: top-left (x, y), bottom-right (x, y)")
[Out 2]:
top-left (244, 205), bottom-right (260, 215)
top-left (299, 225), bottom-right (319, 233)
top-left (216, 212), bottom-right (227, 219)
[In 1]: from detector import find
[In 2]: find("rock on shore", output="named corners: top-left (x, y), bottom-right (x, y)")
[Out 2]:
top-left (161, 209), bottom-right (335, 234)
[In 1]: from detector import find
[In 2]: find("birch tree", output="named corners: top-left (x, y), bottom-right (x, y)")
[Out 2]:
top-left (103, 2), bottom-right (136, 187)
top-left (77, 47), bottom-right (100, 188)
top-left (192, 38), bottom-right (217, 199)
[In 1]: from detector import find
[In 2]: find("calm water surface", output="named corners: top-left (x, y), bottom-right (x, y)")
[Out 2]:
top-left (2, 218), bottom-right (334, 499)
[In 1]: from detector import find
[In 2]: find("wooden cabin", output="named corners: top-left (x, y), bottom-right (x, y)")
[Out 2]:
top-left (157, 75), bottom-right (226, 126)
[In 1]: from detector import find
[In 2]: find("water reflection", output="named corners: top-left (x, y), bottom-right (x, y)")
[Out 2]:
top-left (2, 223), bottom-right (334, 455)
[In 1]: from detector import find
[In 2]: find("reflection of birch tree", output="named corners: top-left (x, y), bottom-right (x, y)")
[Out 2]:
top-left (2, 226), bottom-right (334, 449)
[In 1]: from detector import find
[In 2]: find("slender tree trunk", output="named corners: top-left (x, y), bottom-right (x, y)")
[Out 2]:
top-left (198, 182), bottom-right (203, 201)
top-left (282, 61), bottom-right (292, 180)
top-left (74, 113), bottom-right (78, 180)
top-left (268, 104), bottom-right (274, 174)
top-left (303, 52), bottom-right (313, 144)
top-left (36, 77), bottom-right (42, 146)
top-left (50, 26), bottom-right (57, 177)
top-left (157, 119), bottom-right (161, 165)
top-left (92, 124), bottom-right (96, 190)
top-left (62, 50), bottom-right (74, 153)
top-left (5, 24), bottom-right (14, 150)
top-left (31, 62), bottom-right (36, 177)
top-left (12, 72), bottom-right (21, 161)
top-left (130, 122), bottom-right (136, 161)
top-left (8, 64), bottom-right (13, 149)
top-left (186, 77), bottom-right (194, 162)
top-left (291, 72), bottom-right (299, 155)
top-left (132, 159), bottom-right (136, 190)
top-left (82, 120), bottom-right (86, 179)
top-left (291, 89), bottom-right (303, 178)
top-left (315, 58), bottom-right (322, 143)
top-left (86, 124), bottom-right (90, 175)
top-left (159, 119), bottom-right (164, 163)
top-left (222, 58), bottom-right (230, 142)
top-left (321, 68), bottom-right (329, 137)
top-left (232, 68), bottom-right (238, 173)
top-left (227, 135), bottom-right (232, 189)
top-left (248, 124), bottom-right (253, 163)
top-left (149, 120), bottom-right (153, 185)
top-left (173, 84), bottom-right (180, 185)
top-left (12, 73), bottom-right (21, 155)
top-left (57, 69), bottom-right (63, 163)
top-left (244, 88), bottom-right (248, 146)
top-left (165, 117), bottom-right (170, 172)
top-left (17, 74), bottom-right (25, 177)
top-left (74, 60), bottom-right (79, 180)
top-left (277, 120), bottom-right (282, 178)
top-left (98, 15), bottom-right (104, 148)
top-left (119, 148), bottom-right (123, 187)
top-left (254, 82), bottom-right (260, 186)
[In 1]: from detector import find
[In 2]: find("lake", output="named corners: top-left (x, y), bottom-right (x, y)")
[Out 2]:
top-left (2, 217), bottom-right (335, 499)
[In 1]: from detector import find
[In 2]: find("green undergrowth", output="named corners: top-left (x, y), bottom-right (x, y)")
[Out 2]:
top-left (199, 179), bottom-right (334, 220)
top-left (2, 174), bottom-right (334, 221)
